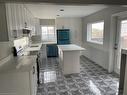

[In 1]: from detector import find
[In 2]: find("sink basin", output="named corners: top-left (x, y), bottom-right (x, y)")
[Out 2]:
top-left (30, 45), bottom-right (39, 47)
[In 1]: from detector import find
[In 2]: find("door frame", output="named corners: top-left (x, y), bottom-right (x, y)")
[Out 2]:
top-left (108, 11), bottom-right (127, 74)
top-left (114, 17), bottom-right (127, 74)
top-left (109, 11), bottom-right (127, 74)
top-left (114, 18), bottom-right (121, 74)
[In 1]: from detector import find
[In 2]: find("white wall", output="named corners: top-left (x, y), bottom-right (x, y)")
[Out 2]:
top-left (36, 19), bottom-right (56, 40)
top-left (34, 18), bottom-right (41, 35)
top-left (36, 18), bottom-right (82, 45)
top-left (56, 17), bottom-right (82, 46)
top-left (0, 42), bottom-right (12, 61)
top-left (82, 6), bottom-right (127, 71)
top-left (40, 19), bottom-right (55, 26)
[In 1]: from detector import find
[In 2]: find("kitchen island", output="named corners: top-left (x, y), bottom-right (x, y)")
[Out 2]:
top-left (57, 44), bottom-right (85, 75)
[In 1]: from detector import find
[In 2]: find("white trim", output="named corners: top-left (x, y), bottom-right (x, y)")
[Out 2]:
top-left (109, 11), bottom-right (127, 73)
top-left (87, 20), bottom-right (104, 24)
top-left (87, 20), bottom-right (104, 45)
top-left (108, 16), bottom-right (117, 73)
top-left (123, 54), bottom-right (127, 95)
top-left (112, 11), bottom-right (127, 18)
top-left (114, 18), bottom-right (121, 74)
top-left (87, 40), bottom-right (103, 45)
top-left (0, 93), bottom-right (16, 95)
top-left (41, 26), bottom-right (56, 41)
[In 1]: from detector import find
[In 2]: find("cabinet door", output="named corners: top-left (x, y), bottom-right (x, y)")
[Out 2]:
top-left (10, 3), bottom-right (18, 39)
top-left (20, 4), bottom-right (24, 37)
top-left (21, 5), bottom-right (25, 29)
top-left (47, 44), bottom-right (58, 57)
top-left (5, 3), bottom-right (12, 41)
top-left (17, 4), bottom-right (23, 38)
top-left (30, 64), bottom-right (37, 95)
top-left (6, 3), bottom-right (36, 40)
top-left (13, 4), bottom-right (18, 36)
top-left (0, 4), bottom-right (9, 41)
top-left (15, 4), bottom-right (23, 38)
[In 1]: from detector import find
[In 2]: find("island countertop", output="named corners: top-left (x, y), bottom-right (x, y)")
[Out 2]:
top-left (0, 55), bottom-right (37, 73)
top-left (57, 44), bottom-right (85, 51)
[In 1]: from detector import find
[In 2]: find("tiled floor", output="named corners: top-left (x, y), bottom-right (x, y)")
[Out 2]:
top-left (37, 56), bottom-right (119, 95)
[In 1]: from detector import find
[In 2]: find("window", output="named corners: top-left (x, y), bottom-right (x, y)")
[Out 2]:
top-left (87, 21), bottom-right (104, 44)
top-left (41, 26), bottom-right (56, 41)
top-left (121, 20), bottom-right (127, 49)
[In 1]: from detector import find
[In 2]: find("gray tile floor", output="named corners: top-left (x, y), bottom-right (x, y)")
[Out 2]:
top-left (37, 56), bottom-right (119, 95)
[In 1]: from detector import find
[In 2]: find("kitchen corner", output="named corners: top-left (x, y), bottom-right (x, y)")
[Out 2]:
top-left (0, 37), bottom-right (43, 95)
top-left (0, 54), bottom-right (38, 95)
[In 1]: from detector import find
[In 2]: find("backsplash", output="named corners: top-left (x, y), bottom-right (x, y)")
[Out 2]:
top-left (14, 37), bottom-right (29, 52)
top-left (0, 42), bottom-right (12, 60)
top-left (31, 35), bottom-right (42, 43)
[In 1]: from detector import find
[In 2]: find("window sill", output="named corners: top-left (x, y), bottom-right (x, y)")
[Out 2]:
top-left (87, 40), bottom-right (103, 45)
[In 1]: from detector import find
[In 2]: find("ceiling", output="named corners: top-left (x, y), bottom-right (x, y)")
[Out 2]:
top-left (2, 0), bottom-right (127, 5)
top-left (25, 4), bottom-right (107, 19)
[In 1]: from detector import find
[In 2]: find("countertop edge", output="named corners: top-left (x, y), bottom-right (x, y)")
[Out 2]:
top-left (57, 44), bottom-right (86, 51)
top-left (0, 55), bottom-right (37, 74)
top-left (122, 49), bottom-right (127, 55)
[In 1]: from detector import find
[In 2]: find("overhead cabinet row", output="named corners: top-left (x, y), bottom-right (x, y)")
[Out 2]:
top-left (0, 3), bottom-right (36, 42)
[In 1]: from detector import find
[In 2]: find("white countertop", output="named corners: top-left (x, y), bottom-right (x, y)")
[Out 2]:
top-left (0, 42), bottom-right (42, 74)
top-left (122, 48), bottom-right (127, 55)
top-left (25, 41), bottom-right (57, 52)
top-left (0, 55), bottom-right (37, 73)
top-left (57, 44), bottom-right (85, 51)
top-left (25, 43), bottom-right (42, 52)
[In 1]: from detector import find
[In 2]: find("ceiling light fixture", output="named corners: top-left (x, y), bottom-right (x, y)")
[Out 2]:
top-left (60, 9), bottom-right (64, 11)
top-left (57, 15), bottom-right (60, 16)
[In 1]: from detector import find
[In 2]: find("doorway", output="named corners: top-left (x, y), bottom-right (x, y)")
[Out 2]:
top-left (114, 18), bottom-right (127, 74)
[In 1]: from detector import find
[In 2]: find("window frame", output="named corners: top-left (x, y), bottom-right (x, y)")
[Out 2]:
top-left (41, 25), bottom-right (56, 42)
top-left (87, 20), bottom-right (104, 45)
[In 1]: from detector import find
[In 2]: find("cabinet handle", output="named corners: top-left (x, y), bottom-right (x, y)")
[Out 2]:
top-left (33, 66), bottom-right (35, 74)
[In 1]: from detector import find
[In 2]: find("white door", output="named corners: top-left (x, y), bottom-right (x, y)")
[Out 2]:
top-left (114, 19), bottom-right (127, 74)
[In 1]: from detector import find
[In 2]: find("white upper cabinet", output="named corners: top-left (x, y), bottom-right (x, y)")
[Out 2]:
top-left (0, 3), bottom-right (9, 41)
top-left (5, 3), bottom-right (36, 41)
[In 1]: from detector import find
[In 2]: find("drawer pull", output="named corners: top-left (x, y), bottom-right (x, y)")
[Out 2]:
top-left (33, 66), bottom-right (35, 74)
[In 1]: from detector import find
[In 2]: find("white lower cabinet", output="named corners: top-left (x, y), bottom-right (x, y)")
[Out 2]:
top-left (30, 64), bottom-right (37, 95)
top-left (57, 44), bottom-right (85, 75)
top-left (0, 63), bottom-right (37, 95)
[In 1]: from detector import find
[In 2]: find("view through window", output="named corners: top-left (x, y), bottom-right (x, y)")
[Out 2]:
top-left (116, 20), bottom-right (127, 69)
top-left (41, 26), bottom-right (56, 41)
top-left (121, 20), bottom-right (127, 49)
top-left (87, 21), bottom-right (104, 44)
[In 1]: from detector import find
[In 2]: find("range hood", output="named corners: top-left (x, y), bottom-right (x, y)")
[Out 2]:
top-left (23, 22), bottom-right (31, 34)
top-left (22, 28), bottom-right (31, 34)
